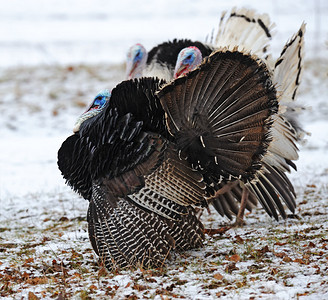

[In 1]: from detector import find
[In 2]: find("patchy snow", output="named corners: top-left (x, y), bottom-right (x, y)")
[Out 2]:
top-left (1, 0), bottom-right (328, 299)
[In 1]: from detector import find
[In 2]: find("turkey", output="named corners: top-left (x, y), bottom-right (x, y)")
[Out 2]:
top-left (58, 49), bottom-right (280, 270)
top-left (168, 9), bottom-right (304, 224)
top-left (209, 23), bottom-right (307, 224)
top-left (126, 7), bottom-right (276, 82)
top-left (125, 43), bottom-right (148, 79)
top-left (126, 39), bottom-right (214, 80)
top-left (173, 46), bottom-right (203, 79)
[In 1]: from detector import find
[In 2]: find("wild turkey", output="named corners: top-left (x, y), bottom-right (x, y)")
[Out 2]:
top-left (173, 46), bottom-right (203, 79)
top-left (170, 10), bottom-right (306, 224)
top-left (126, 39), bottom-right (214, 80)
top-left (209, 23), bottom-right (307, 224)
top-left (125, 43), bottom-right (148, 79)
top-left (58, 49), bottom-right (281, 270)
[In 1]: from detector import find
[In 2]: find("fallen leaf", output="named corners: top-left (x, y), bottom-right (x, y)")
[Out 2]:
top-left (274, 242), bottom-right (287, 246)
top-left (306, 184), bottom-right (316, 188)
top-left (275, 252), bottom-right (287, 258)
top-left (213, 273), bottom-right (223, 280)
top-left (283, 256), bottom-right (292, 262)
top-left (204, 227), bottom-right (231, 236)
top-left (28, 291), bottom-right (39, 300)
top-left (258, 245), bottom-right (270, 255)
top-left (23, 257), bottom-right (34, 267)
top-left (229, 254), bottom-right (241, 262)
top-left (133, 284), bottom-right (147, 291)
top-left (308, 242), bottom-right (315, 248)
top-left (235, 235), bottom-right (244, 244)
top-left (294, 258), bottom-right (305, 264)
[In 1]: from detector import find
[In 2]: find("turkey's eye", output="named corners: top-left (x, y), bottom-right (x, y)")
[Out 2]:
top-left (91, 96), bottom-right (106, 110)
top-left (186, 55), bottom-right (192, 60)
top-left (135, 50), bottom-right (143, 59)
top-left (97, 97), bottom-right (106, 106)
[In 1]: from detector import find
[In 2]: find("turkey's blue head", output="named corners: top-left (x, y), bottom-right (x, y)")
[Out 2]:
top-left (174, 46), bottom-right (203, 79)
top-left (73, 89), bottom-right (111, 133)
top-left (126, 43), bottom-right (148, 79)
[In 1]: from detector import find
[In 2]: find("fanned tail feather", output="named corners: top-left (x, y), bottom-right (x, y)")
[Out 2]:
top-left (274, 23), bottom-right (306, 104)
top-left (210, 182), bottom-right (257, 220)
top-left (273, 23), bottom-right (309, 141)
top-left (158, 49), bottom-right (278, 183)
top-left (246, 163), bottom-right (296, 220)
top-left (214, 7), bottom-right (275, 60)
top-left (264, 114), bottom-right (299, 173)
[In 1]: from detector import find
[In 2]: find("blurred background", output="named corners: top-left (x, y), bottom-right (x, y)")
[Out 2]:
top-left (1, 0), bottom-right (327, 67)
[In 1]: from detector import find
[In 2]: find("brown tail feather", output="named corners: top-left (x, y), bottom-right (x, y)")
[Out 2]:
top-left (157, 49), bottom-right (278, 182)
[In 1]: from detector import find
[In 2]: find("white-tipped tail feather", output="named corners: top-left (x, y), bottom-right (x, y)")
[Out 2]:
top-left (214, 7), bottom-right (275, 60)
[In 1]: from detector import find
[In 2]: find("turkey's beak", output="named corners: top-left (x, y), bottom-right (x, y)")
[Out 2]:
top-left (128, 61), bottom-right (138, 79)
top-left (174, 65), bottom-right (188, 79)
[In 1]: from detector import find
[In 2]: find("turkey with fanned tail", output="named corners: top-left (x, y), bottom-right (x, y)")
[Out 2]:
top-left (58, 49), bottom-right (279, 271)
top-left (208, 22), bottom-right (307, 224)
top-left (170, 10), bottom-right (306, 225)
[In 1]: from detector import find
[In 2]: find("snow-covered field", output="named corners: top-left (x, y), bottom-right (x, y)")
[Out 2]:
top-left (0, 0), bottom-right (328, 299)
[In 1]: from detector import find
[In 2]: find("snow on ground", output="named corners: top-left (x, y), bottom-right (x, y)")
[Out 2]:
top-left (0, 0), bottom-right (328, 299)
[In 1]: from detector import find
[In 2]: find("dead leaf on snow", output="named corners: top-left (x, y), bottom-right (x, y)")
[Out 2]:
top-left (283, 256), bottom-right (292, 262)
top-left (294, 258), bottom-right (306, 264)
top-left (213, 273), bottom-right (223, 280)
top-left (28, 291), bottom-right (39, 300)
top-left (308, 242), bottom-right (315, 248)
top-left (228, 254), bottom-right (241, 262)
top-left (204, 227), bottom-right (231, 236)
top-left (274, 252), bottom-right (287, 258)
top-left (257, 245), bottom-right (270, 255)
top-left (270, 268), bottom-right (278, 275)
